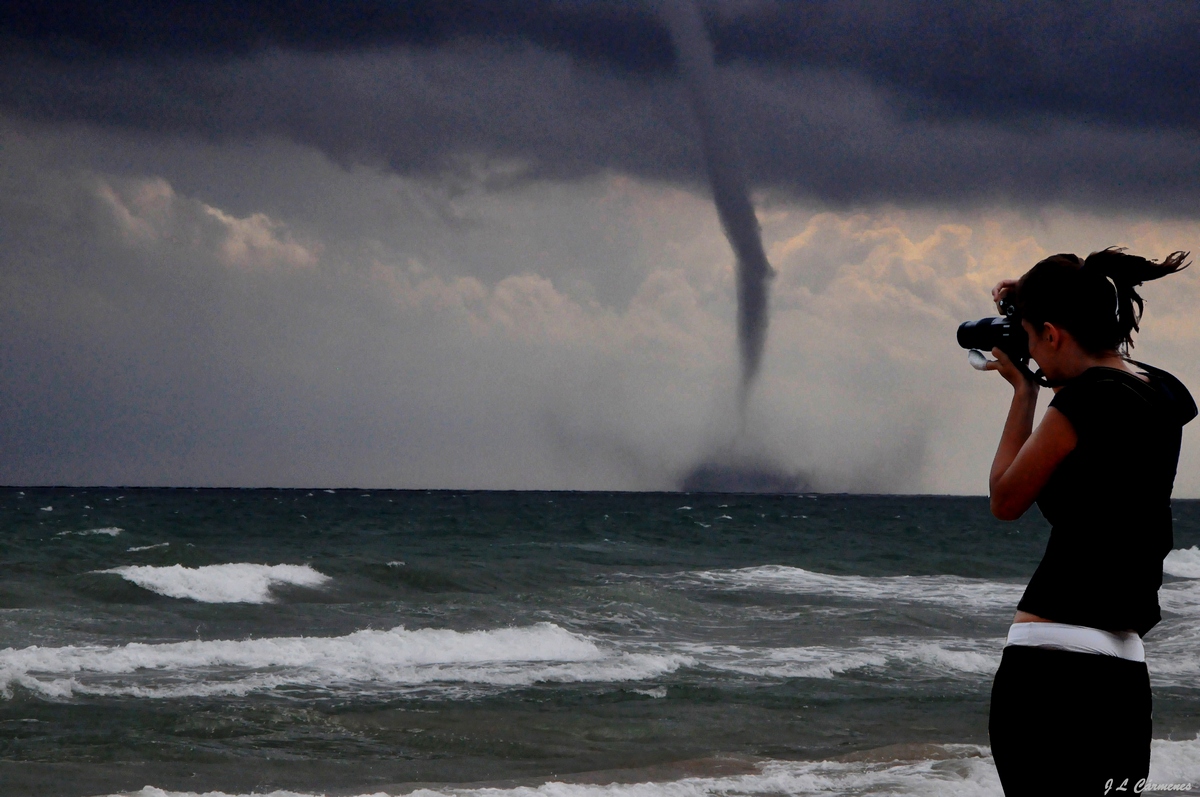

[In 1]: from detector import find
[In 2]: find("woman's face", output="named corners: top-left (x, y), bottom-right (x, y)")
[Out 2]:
top-left (1022, 319), bottom-right (1059, 377)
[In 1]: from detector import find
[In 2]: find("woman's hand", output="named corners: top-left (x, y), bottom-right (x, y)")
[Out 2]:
top-left (992, 279), bottom-right (1018, 311)
top-left (985, 347), bottom-right (1036, 392)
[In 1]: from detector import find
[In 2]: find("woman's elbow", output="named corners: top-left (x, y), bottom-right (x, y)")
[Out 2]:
top-left (989, 493), bottom-right (1027, 521)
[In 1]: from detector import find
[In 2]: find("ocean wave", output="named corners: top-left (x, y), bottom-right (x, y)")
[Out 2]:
top-left (685, 638), bottom-right (1000, 681)
top-left (56, 527), bottom-right (123, 537)
top-left (675, 565), bottom-right (1024, 612)
top-left (96, 563), bottom-right (330, 603)
top-left (1146, 734), bottom-right (1200, 785)
top-left (98, 737), bottom-right (1200, 797)
top-left (102, 748), bottom-right (1006, 797)
top-left (1157, 579), bottom-right (1200, 615)
top-left (0, 623), bottom-right (689, 700)
top-left (1143, 616), bottom-right (1200, 687)
top-left (1164, 546), bottom-right (1200, 579)
top-left (671, 549), bottom-right (1200, 616)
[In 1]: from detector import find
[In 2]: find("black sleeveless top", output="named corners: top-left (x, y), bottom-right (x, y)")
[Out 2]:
top-left (1016, 362), bottom-right (1197, 636)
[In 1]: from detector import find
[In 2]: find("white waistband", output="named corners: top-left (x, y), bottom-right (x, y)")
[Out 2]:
top-left (1006, 622), bottom-right (1145, 662)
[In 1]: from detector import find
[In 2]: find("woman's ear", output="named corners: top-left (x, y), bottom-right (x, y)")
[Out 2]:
top-left (1040, 322), bottom-right (1065, 350)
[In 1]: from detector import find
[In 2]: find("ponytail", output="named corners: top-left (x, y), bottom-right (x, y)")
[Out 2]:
top-left (1015, 248), bottom-right (1190, 354)
top-left (1081, 248), bottom-right (1190, 351)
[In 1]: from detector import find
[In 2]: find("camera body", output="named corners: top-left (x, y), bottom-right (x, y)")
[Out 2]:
top-left (957, 298), bottom-right (1030, 365)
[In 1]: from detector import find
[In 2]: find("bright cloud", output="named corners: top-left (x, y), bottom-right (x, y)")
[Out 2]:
top-left (95, 175), bottom-right (318, 270)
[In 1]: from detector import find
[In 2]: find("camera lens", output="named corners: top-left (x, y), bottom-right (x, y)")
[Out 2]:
top-left (956, 316), bottom-right (1028, 363)
top-left (957, 317), bottom-right (1008, 350)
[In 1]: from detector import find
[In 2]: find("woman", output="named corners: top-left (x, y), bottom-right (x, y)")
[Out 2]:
top-left (983, 248), bottom-right (1195, 795)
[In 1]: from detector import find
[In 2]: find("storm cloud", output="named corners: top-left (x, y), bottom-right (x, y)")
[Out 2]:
top-left (1, 1), bottom-right (1199, 492)
top-left (2, 1), bottom-right (1199, 211)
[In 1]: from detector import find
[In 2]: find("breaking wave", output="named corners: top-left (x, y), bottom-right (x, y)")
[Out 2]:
top-left (57, 527), bottom-right (123, 537)
top-left (1165, 546), bottom-right (1200, 579)
top-left (97, 735), bottom-right (1200, 797)
top-left (0, 622), bottom-right (689, 700)
top-left (97, 563), bottom-right (330, 603)
top-left (675, 565), bottom-right (1025, 612)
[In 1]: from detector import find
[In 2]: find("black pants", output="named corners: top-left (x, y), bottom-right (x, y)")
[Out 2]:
top-left (989, 645), bottom-right (1151, 796)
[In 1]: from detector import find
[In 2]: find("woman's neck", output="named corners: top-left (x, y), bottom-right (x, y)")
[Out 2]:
top-left (1058, 351), bottom-right (1144, 383)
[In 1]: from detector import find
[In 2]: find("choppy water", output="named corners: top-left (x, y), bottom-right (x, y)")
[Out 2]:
top-left (3, 489), bottom-right (1199, 796)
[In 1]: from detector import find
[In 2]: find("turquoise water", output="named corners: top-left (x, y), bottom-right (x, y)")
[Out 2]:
top-left (3, 489), bottom-right (1200, 796)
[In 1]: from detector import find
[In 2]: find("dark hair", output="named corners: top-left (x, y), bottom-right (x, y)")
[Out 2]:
top-left (1013, 247), bottom-right (1190, 354)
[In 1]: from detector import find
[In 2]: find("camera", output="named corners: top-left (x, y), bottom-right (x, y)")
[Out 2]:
top-left (957, 297), bottom-right (1029, 366)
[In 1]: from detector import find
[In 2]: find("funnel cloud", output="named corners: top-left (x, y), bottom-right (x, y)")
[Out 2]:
top-left (659, 0), bottom-right (773, 408)
top-left (661, 0), bottom-right (789, 492)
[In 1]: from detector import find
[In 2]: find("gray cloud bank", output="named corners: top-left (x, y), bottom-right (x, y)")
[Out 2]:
top-left (3, 2), bottom-right (1200, 492)
top-left (6, 1), bottom-right (1198, 128)
top-left (2, 1), bottom-right (1199, 211)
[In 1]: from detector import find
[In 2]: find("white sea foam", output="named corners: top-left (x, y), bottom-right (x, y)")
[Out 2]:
top-left (0, 623), bottom-right (689, 700)
top-left (678, 565), bottom-right (1024, 613)
top-left (102, 748), bottom-right (1005, 797)
top-left (687, 638), bottom-right (1001, 681)
top-left (97, 563), bottom-right (329, 603)
top-left (57, 527), bottom-right (123, 537)
top-left (1164, 546), bottom-right (1200, 579)
top-left (97, 738), bottom-right (1200, 797)
top-left (1143, 617), bottom-right (1200, 687)
top-left (1147, 735), bottom-right (1200, 786)
top-left (127, 543), bottom-right (170, 552)
top-left (1157, 578), bottom-right (1200, 615)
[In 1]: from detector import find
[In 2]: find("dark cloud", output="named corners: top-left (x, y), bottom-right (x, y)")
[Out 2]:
top-left (0, 1), bottom-right (672, 67)
top-left (4, 41), bottom-right (1198, 213)
top-left (4, 2), bottom-right (1200, 211)
top-left (5, 0), bottom-right (1199, 129)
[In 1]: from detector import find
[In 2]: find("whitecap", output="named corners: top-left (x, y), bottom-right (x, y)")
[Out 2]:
top-left (1158, 578), bottom-right (1200, 615)
top-left (104, 750), bottom-right (1004, 796)
top-left (126, 543), bottom-right (169, 552)
top-left (0, 623), bottom-right (689, 700)
top-left (96, 563), bottom-right (329, 603)
top-left (682, 637), bottom-right (1000, 681)
top-left (57, 527), bottom-right (123, 537)
top-left (675, 565), bottom-right (1024, 612)
top-left (1146, 735), bottom-right (1200, 786)
top-left (98, 738), bottom-right (1200, 797)
top-left (1164, 546), bottom-right (1200, 579)
top-left (1142, 616), bottom-right (1200, 687)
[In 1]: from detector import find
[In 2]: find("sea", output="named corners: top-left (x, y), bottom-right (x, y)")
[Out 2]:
top-left (4, 488), bottom-right (1200, 797)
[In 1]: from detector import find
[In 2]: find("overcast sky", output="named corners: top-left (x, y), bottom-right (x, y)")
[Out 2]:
top-left (2, 1), bottom-right (1199, 493)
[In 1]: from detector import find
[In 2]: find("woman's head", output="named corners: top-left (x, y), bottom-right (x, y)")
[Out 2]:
top-left (1013, 248), bottom-right (1190, 355)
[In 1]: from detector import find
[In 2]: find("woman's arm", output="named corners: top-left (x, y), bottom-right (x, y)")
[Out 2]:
top-left (986, 349), bottom-right (1078, 520)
